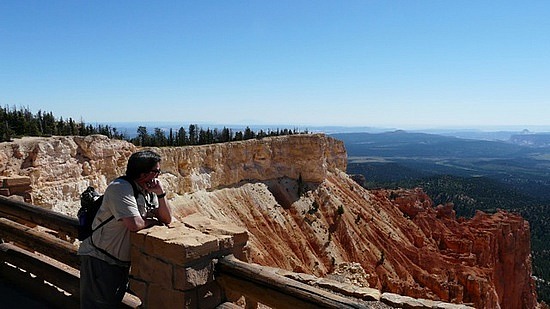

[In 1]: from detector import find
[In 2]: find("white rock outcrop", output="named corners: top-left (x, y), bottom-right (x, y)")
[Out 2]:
top-left (0, 134), bottom-right (346, 215)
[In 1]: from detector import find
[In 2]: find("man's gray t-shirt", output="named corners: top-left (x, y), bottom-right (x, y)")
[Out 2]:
top-left (77, 178), bottom-right (158, 266)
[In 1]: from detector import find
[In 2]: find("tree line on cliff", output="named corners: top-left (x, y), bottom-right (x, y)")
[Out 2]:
top-left (0, 106), bottom-right (125, 141)
top-left (0, 106), bottom-right (306, 146)
top-left (131, 125), bottom-right (305, 147)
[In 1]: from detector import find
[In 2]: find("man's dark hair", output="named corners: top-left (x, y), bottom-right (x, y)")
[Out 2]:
top-left (125, 150), bottom-right (161, 179)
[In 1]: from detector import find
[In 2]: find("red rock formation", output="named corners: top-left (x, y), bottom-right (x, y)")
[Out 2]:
top-left (389, 189), bottom-right (537, 308)
top-left (172, 174), bottom-right (537, 308)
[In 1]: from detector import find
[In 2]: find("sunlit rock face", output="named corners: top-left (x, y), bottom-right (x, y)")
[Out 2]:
top-left (0, 135), bottom-right (136, 212)
top-left (0, 134), bottom-right (537, 308)
top-left (0, 134), bottom-right (345, 214)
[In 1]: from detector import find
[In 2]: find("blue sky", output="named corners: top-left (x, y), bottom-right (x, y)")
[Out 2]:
top-left (1, 1), bottom-right (549, 130)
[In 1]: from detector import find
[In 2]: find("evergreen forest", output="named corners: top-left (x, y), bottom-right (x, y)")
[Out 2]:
top-left (0, 106), bottom-right (306, 146)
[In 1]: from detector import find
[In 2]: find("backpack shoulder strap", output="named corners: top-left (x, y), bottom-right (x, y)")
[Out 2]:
top-left (90, 176), bottom-right (140, 234)
top-left (89, 175), bottom-right (139, 265)
top-left (118, 175), bottom-right (141, 199)
top-left (91, 214), bottom-right (113, 233)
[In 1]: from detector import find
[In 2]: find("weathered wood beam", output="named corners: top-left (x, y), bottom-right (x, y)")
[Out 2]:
top-left (0, 243), bottom-right (80, 308)
top-left (0, 217), bottom-right (80, 269)
top-left (218, 274), bottom-right (321, 309)
top-left (0, 243), bottom-right (142, 308)
top-left (0, 195), bottom-right (79, 240)
top-left (0, 199), bottom-right (142, 307)
top-left (0, 242), bottom-right (80, 296)
top-left (217, 255), bottom-right (369, 309)
top-left (0, 261), bottom-right (80, 308)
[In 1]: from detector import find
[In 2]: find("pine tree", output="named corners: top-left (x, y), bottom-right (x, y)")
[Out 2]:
top-left (189, 124), bottom-right (197, 145)
top-left (177, 127), bottom-right (187, 146)
top-left (244, 126), bottom-right (255, 140)
top-left (137, 126), bottom-right (149, 146)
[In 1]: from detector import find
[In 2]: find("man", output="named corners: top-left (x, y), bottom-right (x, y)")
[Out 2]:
top-left (78, 150), bottom-right (172, 308)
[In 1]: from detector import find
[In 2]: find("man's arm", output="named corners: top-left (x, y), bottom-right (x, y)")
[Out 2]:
top-left (155, 195), bottom-right (172, 224)
top-left (121, 195), bottom-right (172, 231)
top-left (146, 179), bottom-right (172, 225)
top-left (122, 216), bottom-right (158, 232)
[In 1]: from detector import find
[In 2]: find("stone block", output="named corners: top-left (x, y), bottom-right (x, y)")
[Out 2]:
top-left (6, 184), bottom-right (31, 194)
top-left (147, 283), bottom-right (197, 309)
top-left (316, 277), bottom-right (342, 290)
top-left (216, 234), bottom-right (235, 251)
top-left (231, 244), bottom-right (249, 262)
top-left (131, 253), bottom-right (173, 289)
top-left (174, 259), bottom-right (215, 291)
top-left (434, 302), bottom-right (475, 309)
top-left (22, 192), bottom-right (32, 203)
top-left (197, 281), bottom-right (223, 309)
top-left (129, 278), bottom-right (147, 302)
top-left (181, 214), bottom-right (249, 246)
top-left (381, 292), bottom-right (437, 308)
top-left (345, 286), bottom-right (381, 301)
top-left (0, 188), bottom-right (10, 196)
top-left (145, 221), bottom-right (186, 242)
top-left (130, 229), bottom-right (147, 249)
top-left (130, 245), bottom-right (144, 272)
top-left (3, 176), bottom-right (31, 187)
top-left (140, 223), bottom-right (220, 265)
top-left (283, 272), bottom-right (320, 285)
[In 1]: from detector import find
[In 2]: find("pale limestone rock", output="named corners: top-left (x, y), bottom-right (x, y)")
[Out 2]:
top-left (155, 133), bottom-right (347, 193)
top-left (0, 134), bottom-right (344, 217)
top-left (180, 213), bottom-right (249, 246)
top-left (0, 135), bottom-right (135, 214)
top-left (434, 302), bottom-right (476, 309)
top-left (381, 293), bottom-right (475, 309)
top-left (381, 292), bottom-right (435, 308)
top-left (352, 286), bottom-right (381, 301)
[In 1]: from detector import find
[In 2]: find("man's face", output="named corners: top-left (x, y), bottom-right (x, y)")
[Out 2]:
top-left (135, 162), bottom-right (161, 189)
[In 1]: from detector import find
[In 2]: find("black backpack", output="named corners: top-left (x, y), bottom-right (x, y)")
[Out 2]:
top-left (77, 176), bottom-right (139, 241)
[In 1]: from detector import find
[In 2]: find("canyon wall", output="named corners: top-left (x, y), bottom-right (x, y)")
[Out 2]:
top-left (0, 134), bottom-right (345, 215)
top-left (0, 134), bottom-right (538, 308)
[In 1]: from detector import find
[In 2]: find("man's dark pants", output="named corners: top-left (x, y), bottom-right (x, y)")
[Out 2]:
top-left (80, 255), bottom-right (129, 309)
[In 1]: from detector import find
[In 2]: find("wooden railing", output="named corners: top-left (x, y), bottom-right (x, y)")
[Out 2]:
top-left (0, 195), bottom-right (79, 239)
top-left (0, 195), bottom-right (373, 309)
top-left (0, 195), bottom-right (140, 308)
top-left (217, 255), bottom-right (370, 309)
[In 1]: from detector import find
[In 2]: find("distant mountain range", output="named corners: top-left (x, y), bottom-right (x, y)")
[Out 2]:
top-left (510, 133), bottom-right (550, 147)
top-left (331, 131), bottom-right (550, 199)
top-left (107, 121), bottom-right (550, 141)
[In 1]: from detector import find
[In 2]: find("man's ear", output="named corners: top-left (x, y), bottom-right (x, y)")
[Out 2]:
top-left (135, 173), bottom-right (148, 183)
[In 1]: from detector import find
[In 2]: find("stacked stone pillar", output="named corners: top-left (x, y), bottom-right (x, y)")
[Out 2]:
top-left (129, 214), bottom-right (249, 309)
top-left (0, 176), bottom-right (32, 203)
